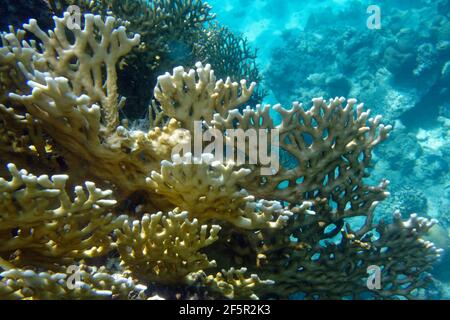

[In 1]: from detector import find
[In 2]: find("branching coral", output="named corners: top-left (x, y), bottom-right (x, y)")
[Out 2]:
top-left (47, 0), bottom-right (217, 119)
top-left (11, 13), bottom-right (141, 133)
top-left (213, 98), bottom-right (391, 211)
top-left (154, 62), bottom-right (256, 132)
top-left (0, 264), bottom-right (146, 300)
top-left (0, 163), bottom-right (124, 267)
top-left (0, 11), bottom-right (443, 300)
top-left (245, 203), bottom-right (442, 299)
top-left (148, 153), bottom-right (292, 229)
top-left (0, 12), bottom-right (171, 204)
top-left (46, 0), bottom-right (266, 120)
top-left (202, 267), bottom-right (275, 300)
top-left (193, 23), bottom-right (267, 107)
top-left (116, 210), bottom-right (221, 284)
top-left (48, 0), bottom-right (215, 72)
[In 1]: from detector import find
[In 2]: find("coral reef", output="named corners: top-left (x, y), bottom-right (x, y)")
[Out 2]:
top-left (45, 0), bottom-right (265, 120)
top-left (263, 0), bottom-right (449, 271)
top-left (265, 0), bottom-right (450, 126)
top-left (0, 264), bottom-right (147, 300)
top-left (0, 163), bottom-right (122, 265)
top-left (193, 23), bottom-right (267, 106)
top-left (0, 10), bottom-right (443, 300)
top-left (115, 210), bottom-right (221, 284)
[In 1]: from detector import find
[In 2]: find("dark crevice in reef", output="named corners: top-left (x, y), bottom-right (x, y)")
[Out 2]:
top-left (400, 79), bottom-right (450, 129)
top-left (0, 0), bottom-right (53, 31)
top-left (143, 278), bottom-right (218, 300)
